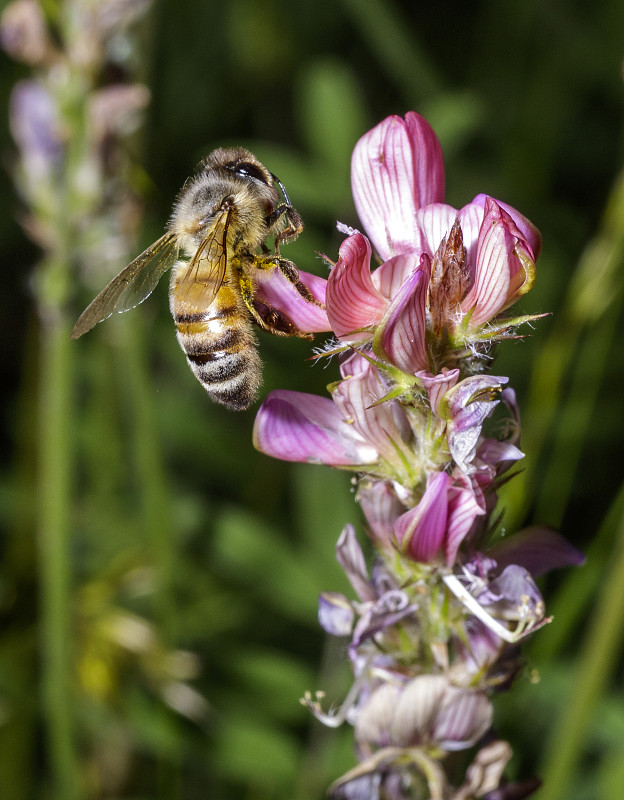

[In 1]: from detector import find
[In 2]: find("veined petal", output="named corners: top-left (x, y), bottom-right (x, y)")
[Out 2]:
top-left (357, 480), bottom-right (405, 546)
top-left (351, 112), bottom-right (445, 260)
top-left (413, 203), bottom-right (460, 257)
top-left (372, 251), bottom-right (419, 299)
top-left (377, 253), bottom-right (430, 374)
top-left (332, 361), bottom-right (409, 466)
top-left (477, 565), bottom-right (545, 625)
top-left (461, 198), bottom-right (536, 327)
top-left (444, 484), bottom-right (486, 565)
top-left (390, 675), bottom-right (448, 746)
top-left (253, 390), bottom-right (378, 466)
top-left (395, 472), bottom-right (449, 562)
top-left (252, 265), bottom-right (330, 333)
top-left (442, 375), bottom-right (509, 473)
top-left (326, 232), bottom-right (386, 339)
top-left (433, 688), bottom-right (493, 750)
top-left (404, 110), bottom-right (445, 206)
top-left (476, 438), bottom-right (524, 473)
top-left (471, 192), bottom-right (542, 260)
top-left (416, 368), bottom-right (460, 417)
top-left (461, 200), bottom-right (515, 326)
top-left (457, 201), bottom-right (487, 271)
top-left (336, 524), bottom-right (377, 602)
top-left (356, 683), bottom-right (403, 747)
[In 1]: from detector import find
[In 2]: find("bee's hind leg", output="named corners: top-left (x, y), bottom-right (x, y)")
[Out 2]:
top-left (272, 256), bottom-right (324, 308)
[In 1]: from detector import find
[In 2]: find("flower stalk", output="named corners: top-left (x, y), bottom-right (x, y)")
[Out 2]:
top-left (254, 111), bottom-right (584, 799)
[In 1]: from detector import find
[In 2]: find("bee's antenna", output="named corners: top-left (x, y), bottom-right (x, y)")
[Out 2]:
top-left (270, 172), bottom-right (293, 207)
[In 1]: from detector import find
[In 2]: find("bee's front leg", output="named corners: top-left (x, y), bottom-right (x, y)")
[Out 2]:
top-left (264, 205), bottom-right (303, 252)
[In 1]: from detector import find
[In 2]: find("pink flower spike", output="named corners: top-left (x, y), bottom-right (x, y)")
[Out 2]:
top-left (326, 232), bottom-right (387, 340)
top-left (461, 198), bottom-right (536, 327)
top-left (394, 472), bottom-right (450, 562)
top-left (378, 253), bottom-right (430, 374)
top-left (253, 390), bottom-right (378, 466)
top-left (351, 112), bottom-right (445, 261)
top-left (252, 264), bottom-right (330, 334)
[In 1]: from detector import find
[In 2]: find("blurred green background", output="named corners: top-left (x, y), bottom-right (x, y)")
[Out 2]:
top-left (0, 1), bottom-right (623, 799)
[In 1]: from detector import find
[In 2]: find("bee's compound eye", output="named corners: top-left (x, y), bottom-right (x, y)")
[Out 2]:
top-left (226, 161), bottom-right (269, 185)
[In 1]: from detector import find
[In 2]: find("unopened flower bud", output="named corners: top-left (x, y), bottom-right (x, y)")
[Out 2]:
top-left (429, 217), bottom-right (467, 335)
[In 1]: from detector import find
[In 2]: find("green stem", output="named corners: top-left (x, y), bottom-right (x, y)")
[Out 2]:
top-left (37, 302), bottom-right (80, 800)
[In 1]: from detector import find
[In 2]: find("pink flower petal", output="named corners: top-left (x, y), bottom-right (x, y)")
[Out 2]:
top-left (394, 472), bottom-right (449, 562)
top-left (351, 112), bottom-right (445, 260)
top-left (358, 480), bottom-right (405, 545)
top-left (471, 193), bottom-right (542, 260)
top-left (476, 438), bottom-right (524, 472)
top-left (416, 368), bottom-right (460, 416)
top-left (461, 200), bottom-right (515, 326)
top-left (443, 375), bottom-right (508, 473)
top-left (433, 688), bottom-right (493, 750)
top-left (332, 360), bottom-right (407, 465)
top-left (326, 232), bottom-right (387, 339)
top-left (378, 253), bottom-right (430, 374)
top-left (461, 198), bottom-right (537, 327)
top-left (336, 524), bottom-right (378, 601)
top-left (456, 201), bottom-right (487, 271)
top-left (445, 484), bottom-right (486, 565)
top-left (253, 390), bottom-right (378, 466)
top-left (371, 251), bottom-right (418, 298)
top-left (414, 203), bottom-right (460, 257)
top-left (252, 264), bottom-right (330, 334)
top-left (403, 110), bottom-right (445, 206)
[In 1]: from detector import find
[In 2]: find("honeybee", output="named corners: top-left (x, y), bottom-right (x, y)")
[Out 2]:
top-left (72, 147), bottom-right (322, 410)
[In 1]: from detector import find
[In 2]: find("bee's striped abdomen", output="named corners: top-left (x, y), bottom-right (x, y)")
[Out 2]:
top-left (172, 290), bottom-right (262, 411)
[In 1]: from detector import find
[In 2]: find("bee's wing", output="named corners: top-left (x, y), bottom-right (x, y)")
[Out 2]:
top-left (71, 232), bottom-right (179, 339)
top-left (175, 206), bottom-right (230, 308)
